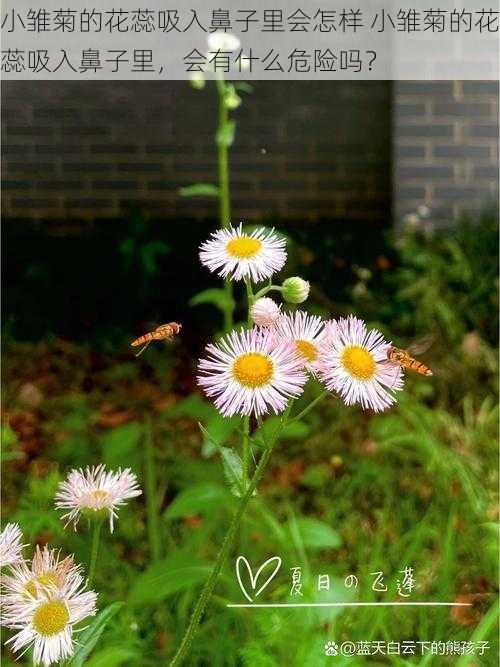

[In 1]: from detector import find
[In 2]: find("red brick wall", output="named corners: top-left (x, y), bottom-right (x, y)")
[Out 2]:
top-left (1, 81), bottom-right (392, 225)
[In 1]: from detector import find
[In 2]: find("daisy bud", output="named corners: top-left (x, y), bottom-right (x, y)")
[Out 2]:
top-left (282, 277), bottom-right (310, 304)
top-left (225, 92), bottom-right (242, 110)
top-left (251, 297), bottom-right (281, 327)
top-left (190, 72), bottom-right (205, 90)
top-left (224, 86), bottom-right (242, 110)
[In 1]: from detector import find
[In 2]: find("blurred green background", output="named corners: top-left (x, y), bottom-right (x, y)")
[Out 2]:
top-left (1, 209), bottom-right (498, 665)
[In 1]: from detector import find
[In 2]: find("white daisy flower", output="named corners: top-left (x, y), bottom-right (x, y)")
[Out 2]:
top-left (199, 223), bottom-right (287, 283)
top-left (318, 316), bottom-right (404, 412)
top-left (0, 523), bottom-right (25, 568)
top-left (275, 310), bottom-right (326, 373)
top-left (2, 565), bottom-right (97, 667)
top-left (251, 297), bottom-right (281, 327)
top-left (55, 465), bottom-right (142, 533)
top-left (1, 546), bottom-right (80, 603)
top-left (197, 327), bottom-right (307, 417)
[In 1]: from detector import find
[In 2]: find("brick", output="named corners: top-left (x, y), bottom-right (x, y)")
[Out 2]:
top-left (35, 144), bottom-right (84, 155)
top-left (435, 186), bottom-right (490, 199)
top-left (463, 82), bottom-right (499, 95)
top-left (433, 103), bottom-right (492, 116)
top-left (473, 166), bottom-right (499, 179)
top-left (395, 103), bottom-right (427, 116)
top-left (2, 144), bottom-right (32, 156)
top-left (60, 127), bottom-right (110, 136)
top-left (397, 166), bottom-right (453, 179)
top-left (7, 162), bottom-right (57, 174)
top-left (396, 145), bottom-right (427, 158)
top-left (63, 162), bottom-right (115, 172)
top-left (34, 109), bottom-right (83, 122)
top-left (397, 187), bottom-right (427, 199)
top-left (37, 180), bottom-right (82, 190)
top-left (397, 82), bottom-right (454, 96)
top-left (90, 144), bottom-right (139, 154)
top-left (12, 198), bottom-right (59, 208)
top-left (433, 145), bottom-right (491, 158)
top-left (397, 125), bottom-right (454, 138)
top-left (3, 180), bottom-right (33, 189)
top-left (116, 163), bottom-right (164, 173)
top-left (92, 180), bottom-right (138, 190)
top-left (465, 124), bottom-right (499, 138)
top-left (147, 182), bottom-right (172, 191)
top-left (67, 199), bottom-right (116, 208)
top-left (7, 126), bottom-right (54, 137)
top-left (144, 145), bottom-right (175, 155)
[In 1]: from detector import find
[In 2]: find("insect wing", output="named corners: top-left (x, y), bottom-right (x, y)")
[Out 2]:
top-left (406, 334), bottom-right (435, 356)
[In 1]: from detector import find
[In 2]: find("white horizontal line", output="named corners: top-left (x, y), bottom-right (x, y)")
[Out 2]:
top-left (227, 602), bottom-right (472, 608)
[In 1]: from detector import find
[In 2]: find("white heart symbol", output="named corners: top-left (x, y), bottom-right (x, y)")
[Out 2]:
top-left (236, 555), bottom-right (282, 603)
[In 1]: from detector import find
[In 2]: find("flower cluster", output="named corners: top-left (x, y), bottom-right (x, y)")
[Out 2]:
top-left (1, 465), bottom-right (141, 666)
top-left (0, 527), bottom-right (97, 667)
top-left (198, 224), bottom-right (406, 416)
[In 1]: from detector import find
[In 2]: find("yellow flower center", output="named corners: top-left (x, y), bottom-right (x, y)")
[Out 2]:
top-left (341, 346), bottom-right (376, 380)
top-left (233, 353), bottom-right (273, 388)
top-left (25, 572), bottom-right (58, 598)
top-left (32, 600), bottom-right (69, 636)
top-left (226, 236), bottom-right (262, 259)
top-left (90, 489), bottom-right (109, 506)
top-left (295, 339), bottom-right (317, 362)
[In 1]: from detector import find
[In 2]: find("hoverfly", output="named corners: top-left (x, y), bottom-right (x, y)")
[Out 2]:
top-left (131, 322), bottom-right (182, 357)
top-left (387, 335), bottom-right (434, 377)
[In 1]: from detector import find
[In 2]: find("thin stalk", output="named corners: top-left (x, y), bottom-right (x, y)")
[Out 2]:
top-left (242, 279), bottom-right (254, 484)
top-left (289, 390), bottom-right (330, 424)
top-left (253, 285), bottom-right (283, 300)
top-left (242, 415), bottom-right (250, 488)
top-left (87, 519), bottom-right (102, 587)
top-left (169, 406), bottom-right (292, 667)
top-left (245, 279), bottom-right (254, 325)
top-left (216, 78), bottom-right (231, 229)
top-left (216, 77), bottom-right (234, 331)
top-left (144, 417), bottom-right (161, 563)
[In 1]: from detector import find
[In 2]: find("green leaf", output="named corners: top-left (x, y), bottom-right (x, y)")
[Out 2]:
top-left (220, 447), bottom-right (245, 496)
top-left (293, 518), bottom-right (342, 551)
top-left (164, 482), bottom-right (229, 520)
top-left (189, 288), bottom-right (234, 314)
top-left (69, 602), bottom-right (123, 667)
top-left (216, 120), bottom-right (236, 147)
top-left (129, 552), bottom-right (210, 606)
top-left (102, 422), bottom-right (143, 470)
top-left (179, 183), bottom-right (219, 197)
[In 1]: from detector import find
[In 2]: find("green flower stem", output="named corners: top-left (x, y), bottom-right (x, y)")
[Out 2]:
top-left (242, 415), bottom-right (250, 488)
top-left (290, 390), bottom-right (330, 424)
top-left (216, 77), bottom-right (234, 331)
top-left (253, 285), bottom-right (283, 300)
top-left (87, 519), bottom-right (103, 587)
top-left (144, 417), bottom-right (161, 563)
top-left (216, 78), bottom-right (231, 229)
top-left (169, 406), bottom-right (292, 667)
top-left (245, 279), bottom-right (255, 325)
